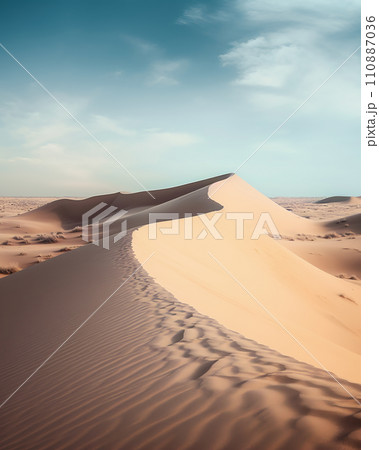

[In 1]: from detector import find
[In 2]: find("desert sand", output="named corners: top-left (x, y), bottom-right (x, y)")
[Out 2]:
top-left (0, 174), bottom-right (360, 449)
top-left (0, 196), bottom-right (82, 278)
top-left (0, 197), bottom-right (65, 218)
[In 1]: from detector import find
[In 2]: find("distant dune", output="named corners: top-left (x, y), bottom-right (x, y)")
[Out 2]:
top-left (316, 196), bottom-right (361, 204)
top-left (0, 174), bottom-right (360, 449)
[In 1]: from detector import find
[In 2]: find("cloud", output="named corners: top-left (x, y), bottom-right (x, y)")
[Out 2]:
top-left (121, 35), bottom-right (158, 54)
top-left (0, 100), bottom-right (78, 147)
top-left (177, 6), bottom-right (208, 25)
top-left (147, 60), bottom-right (187, 86)
top-left (143, 130), bottom-right (199, 149)
top-left (120, 34), bottom-right (187, 86)
top-left (237, 0), bottom-right (359, 32)
top-left (220, 33), bottom-right (304, 88)
top-left (0, 100), bottom-right (114, 194)
top-left (177, 4), bottom-right (229, 25)
top-left (92, 115), bottom-right (136, 137)
top-left (219, 0), bottom-right (360, 114)
top-left (0, 95), bottom-right (201, 195)
top-left (108, 70), bottom-right (124, 79)
top-left (122, 130), bottom-right (201, 168)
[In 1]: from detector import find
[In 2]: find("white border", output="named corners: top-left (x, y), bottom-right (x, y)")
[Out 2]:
top-left (362, 0), bottom-right (379, 447)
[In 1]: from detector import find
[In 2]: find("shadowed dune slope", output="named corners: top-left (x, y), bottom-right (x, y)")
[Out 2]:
top-left (22, 173), bottom-right (233, 228)
top-left (324, 214), bottom-right (361, 235)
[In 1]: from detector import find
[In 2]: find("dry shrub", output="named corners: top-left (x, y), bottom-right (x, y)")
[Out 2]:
top-left (296, 234), bottom-right (315, 241)
top-left (281, 235), bottom-right (295, 241)
top-left (322, 232), bottom-right (340, 239)
top-left (4, 236), bottom-right (30, 245)
top-left (338, 274), bottom-right (359, 280)
top-left (57, 247), bottom-right (72, 252)
top-left (35, 234), bottom-right (59, 244)
top-left (0, 265), bottom-right (21, 274)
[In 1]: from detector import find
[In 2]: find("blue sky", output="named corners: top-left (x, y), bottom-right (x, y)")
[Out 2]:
top-left (0, 0), bottom-right (360, 197)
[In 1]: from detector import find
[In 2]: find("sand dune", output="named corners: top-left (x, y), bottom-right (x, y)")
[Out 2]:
top-left (0, 174), bottom-right (360, 448)
top-left (316, 196), bottom-right (361, 205)
top-left (323, 213), bottom-right (361, 235)
top-left (23, 174), bottom-right (232, 228)
top-left (1, 174), bottom-right (360, 279)
top-left (0, 175), bottom-right (229, 277)
top-left (273, 192), bottom-right (361, 280)
top-left (0, 237), bottom-right (360, 449)
top-left (134, 175), bottom-right (360, 383)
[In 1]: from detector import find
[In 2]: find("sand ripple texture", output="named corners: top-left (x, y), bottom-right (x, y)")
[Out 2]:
top-left (0, 235), bottom-right (360, 450)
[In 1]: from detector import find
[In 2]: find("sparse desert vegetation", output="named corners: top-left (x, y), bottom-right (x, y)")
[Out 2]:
top-left (34, 234), bottom-right (59, 244)
top-left (0, 264), bottom-right (21, 274)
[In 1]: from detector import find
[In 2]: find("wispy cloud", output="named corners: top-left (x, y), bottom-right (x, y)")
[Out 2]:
top-left (220, 33), bottom-right (303, 88)
top-left (237, 0), bottom-right (359, 31)
top-left (0, 96), bottom-right (201, 195)
top-left (147, 60), bottom-right (187, 86)
top-left (109, 70), bottom-right (124, 79)
top-left (120, 33), bottom-right (187, 86)
top-left (121, 34), bottom-right (158, 54)
top-left (0, 99), bottom-right (113, 194)
top-left (177, 4), bottom-right (228, 25)
top-left (219, 0), bottom-right (360, 114)
top-left (141, 130), bottom-right (199, 149)
top-left (177, 6), bottom-right (207, 25)
top-left (92, 115), bottom-right (136, 137)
